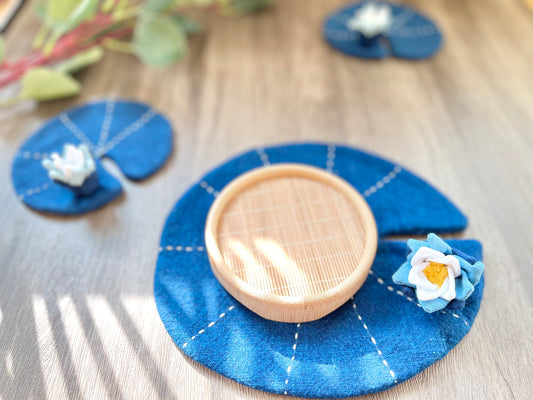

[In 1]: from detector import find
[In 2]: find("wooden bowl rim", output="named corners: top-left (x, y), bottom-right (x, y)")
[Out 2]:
top-left (204, 163), bottom-right (378, 321)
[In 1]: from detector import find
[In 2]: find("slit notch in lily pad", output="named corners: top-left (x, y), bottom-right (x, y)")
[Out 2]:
top-left (323, 1), bottom-right (443, 60)
top-left (205, 163), bottom-right (378, 323)
top-left (11, 99), bottom-right (173, 215)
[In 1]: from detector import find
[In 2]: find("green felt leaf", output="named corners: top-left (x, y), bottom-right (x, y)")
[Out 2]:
top-left (173, 15), bottom-right (202, 34)
top-left (55, 46), bottom-right (104, 74)
top-left (46, 0), bottom-right (80, 23)
top-left (133, 13), bottom-right (187, 67)
top-left (21, 68), bottom-right (81, 101)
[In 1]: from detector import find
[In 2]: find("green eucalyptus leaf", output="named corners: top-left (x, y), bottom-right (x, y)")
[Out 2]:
top-left (34, 3), bottom-right (47, 20)
top-left (55, 46), bottom-right (104, 74)
top-left (46, 0), bottom-right (80, 23)
top-left (230, 0), bottom-right (271, 13)
top-left (133, 13), bottom-right (187, 67)
top-left (21, 68), bottom-right (81, 101)
top-left (142, 0), bottom-right (175, 12)
top-left (173, 15), bottom-right (202, 34)
top-left (53, 0), bottom-right (99, 35)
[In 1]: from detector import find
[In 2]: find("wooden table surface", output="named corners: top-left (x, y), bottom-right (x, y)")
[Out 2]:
top-left (1, 0), bottom-right (532, 399)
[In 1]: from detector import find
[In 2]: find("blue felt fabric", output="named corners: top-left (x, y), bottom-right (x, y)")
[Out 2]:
top-left (11, 100), bottom-right (172, 215)
top-left (154, 143), bottom-right (483, 398)
top-left (323, 1), bottom-right (443, 60)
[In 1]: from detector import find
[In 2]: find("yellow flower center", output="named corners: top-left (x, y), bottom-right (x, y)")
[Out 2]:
top-left (423, 262), bottom-right (448, 287)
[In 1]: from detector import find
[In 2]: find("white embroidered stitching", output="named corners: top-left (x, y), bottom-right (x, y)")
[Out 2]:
top-left (159, 245), bottom-right (205, 252)
top-left (326, 144), bottom-right (336, 172)
top-left (363, 166), bottom-right (402, 197)
top-left (283, 323), bottom-right (301, 395)
top-left (17, 151), bottom-right (49, 160)
top-left (99, 109), bottom-right (156, 155)
top-left (181, 305), bottom-right (235, 348)
top-left (59, 114), bottom-right (96, 151)
top-left (369, 270), bottom-right (470, 326)
top-left (390, 9), bottom-right (415, 30)
top-left (96, 99), bottom-right (116, 154)
top-left (390, 25), bottom-right (437, 38)
top-left (18, 182), bottom-right (50, 200)
top-left (352, 302), bottom-right (397, 382)
top-left (200, 181), bottom-right (219, 197)
top-left (256, 147), bottom-right (270, 166)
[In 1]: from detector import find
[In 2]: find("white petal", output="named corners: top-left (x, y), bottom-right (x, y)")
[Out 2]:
top-left (411, 247), bottom-right (446, 267)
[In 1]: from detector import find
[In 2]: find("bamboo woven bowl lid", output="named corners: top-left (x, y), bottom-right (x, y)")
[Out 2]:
top-left (205, 164), bottom-right (378, 322)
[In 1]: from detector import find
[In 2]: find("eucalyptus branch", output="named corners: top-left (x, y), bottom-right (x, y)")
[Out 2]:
top-left (0, 0), bottom-right (271, 105)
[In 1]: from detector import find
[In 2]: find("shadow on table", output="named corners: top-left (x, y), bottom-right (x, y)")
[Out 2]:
top-left (0, 286), bottom-right (177, 399)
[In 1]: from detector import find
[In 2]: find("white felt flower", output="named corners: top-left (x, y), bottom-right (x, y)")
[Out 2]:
top-left (407, 247), bottom-right (461, 301)
top-left (346, 2), bottom-right (393, 38)
top-left (42, 144), bottom-right (96, 187)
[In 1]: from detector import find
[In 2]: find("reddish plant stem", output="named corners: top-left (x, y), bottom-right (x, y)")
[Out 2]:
top-left (0, 14), bottom-right (131, 88)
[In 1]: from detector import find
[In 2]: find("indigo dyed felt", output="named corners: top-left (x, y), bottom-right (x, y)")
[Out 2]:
top-left (323, 1), bottom-right (443, 60)
top-left (154, 143), bottom-right (484, 398)
top-left (11, 100), bottom-right (173, 215)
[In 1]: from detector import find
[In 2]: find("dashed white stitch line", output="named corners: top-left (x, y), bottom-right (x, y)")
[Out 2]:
top-left (181, 305), bottom-right (235, 348)
top-left (256, 147), bottom-right (270, 166)
top-left (389, 9), bottom-right (415, 30)
top-left (283, 323), bottom-right (301, 395)
top-left (352, 302), bottom-right (397, 383)
top-left (18, 182), bottom-right (50, 200)
top-left (369, 270), bottom-right (470, 326)
top-left (18, 151), bottom-right (49, 160)
top-left (159, 246), bottom-right (205, 252)
top-left (99, 109), bottom-right (156, 155)
top-left (326, 144), bottom-right (336, 172)
top-left (200, 181), bottom-right (219, 197)
top-left (96, 99), bottom-right (116, 152)
top-left (59, 113), bottom-right (96, 151)
top-left (363, 166), bottom-right (402, 198)
top-left (440, 310), bottom-right (469, 326)
top-left (391, 25), bottom-right (438, 38)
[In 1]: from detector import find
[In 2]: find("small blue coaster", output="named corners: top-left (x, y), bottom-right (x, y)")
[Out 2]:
top-left (154, 143), bottom-right (483, 398)
top-left (11, 100), bottom-right (173, 215)
top-left (323, 1), bottom-right (443, 60)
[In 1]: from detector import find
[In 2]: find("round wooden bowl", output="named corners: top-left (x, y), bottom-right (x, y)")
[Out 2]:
top-left (205, 164), bottom-right (378, 323)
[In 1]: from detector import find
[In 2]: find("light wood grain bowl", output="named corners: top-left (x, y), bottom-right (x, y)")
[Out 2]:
top-left (205, 164), bottom-right (378, 322)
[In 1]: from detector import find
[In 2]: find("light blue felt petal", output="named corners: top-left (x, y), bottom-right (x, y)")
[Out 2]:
top-left (407, 238), bottom-right (427, 254)
top-left (392, 262), bottom-right (412, 286)
top-left (418, 297), bottom-right (449, 313)
top-left (455, 274), bottom-right (475, 301)
top-left (465, 261), bottom-right (485, 286)
top-left (427, 233), bottom-right (452, 254)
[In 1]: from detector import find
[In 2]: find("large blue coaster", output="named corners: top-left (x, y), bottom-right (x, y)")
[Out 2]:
top-left (323, 1), bottom-right (443, 60)
top-left (154, 143), bottom-right (483, 398)
top-left (11, 100), bottom-right (173, 215)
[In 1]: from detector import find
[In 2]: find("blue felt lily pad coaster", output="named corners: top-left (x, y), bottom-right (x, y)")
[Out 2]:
top-left (154, 143), bottom-right (484, 398)
top-left (11, 100), bottom-right (173, 215)
top-left (323, 1), bottom-right (443, 60)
